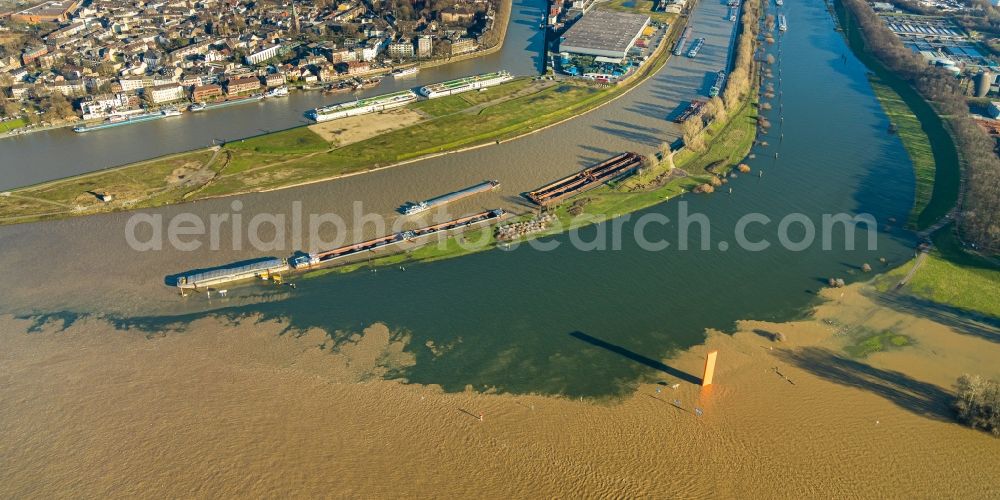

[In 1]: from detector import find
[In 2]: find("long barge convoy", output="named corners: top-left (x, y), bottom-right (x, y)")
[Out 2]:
top-left (419, 71), bottom-right (513, 99)
top-left (673, 26), bottom-right (693, 56)
top-left (687, 37), bottom-right (706, 58)
top-left (709, 71), bottom-right (727, 97)
top-left (176, 258), bottom-right (289, 290)
top-left (401, 180), bottom-right (500, 215)
top-left (73, 108), bottom-right (181, 133)
top-left (526, 152), bottom-right (643, 206)
top-left (307, 90), bottom-right (418, 122)
top-left (173, 210), bottom-right (506, 290)
top-left (673, 99), bottom-right (706, 123)
top-left (290, 209), bottom-right (505, 269)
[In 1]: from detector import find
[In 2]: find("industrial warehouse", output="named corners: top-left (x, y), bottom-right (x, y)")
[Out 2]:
top-left (557, 10), bottom-right (656, 81)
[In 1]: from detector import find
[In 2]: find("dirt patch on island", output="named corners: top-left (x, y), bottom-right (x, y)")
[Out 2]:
top-left (166, 161), bottom-right (214, 188)
top-left (309, 108), bottom-right (424, 147)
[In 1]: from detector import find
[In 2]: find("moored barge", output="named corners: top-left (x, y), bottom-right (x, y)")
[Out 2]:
top-left (526, 153), bottom-right (643, 206)
top-left (401, 180), bottom-right (500, 215)
top-left (674, 99), bottom-right (706, 123)
top-left (419, 71), bottom-right (513, 99)
top-left (175, 258), bottom-right (289, 290)
top-left (307, 90), bottom-right (418, 122)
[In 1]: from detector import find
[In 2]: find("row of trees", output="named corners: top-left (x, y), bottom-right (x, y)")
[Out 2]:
top-left (725, 0), bottom-right (763, 111)
top-left (842, 0), bottom-right (1000, 253)
top-left (681, 0), bottom-right (762, 152)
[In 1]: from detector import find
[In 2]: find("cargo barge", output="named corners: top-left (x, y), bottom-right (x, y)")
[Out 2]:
top-left (73, 109), bottom-right (181, 133)
top-left (778, 14), bottom-right (787, 31)
top-left (290, 209), bottom-right (506, 269)
top-left (175, 258), bottom-right (289, 290)
top-left (673, 99), bottom-right (706, 123)
top-left (673, 26), bottom-right (693, 56)
top-left (526, 153), bottom-right (643, 206)
top-left (709, 70), bottom-right (726, 97)
top-left (307, 90), bottom-right (418, 122)
top-left (687, 37), bottom-right (706, 58)
top-left (401, 180), bottom-right (500, 215)
top-left (189, 94), bottom-right (264, 112)
top-left (419, 71), bottom-right (513, 99)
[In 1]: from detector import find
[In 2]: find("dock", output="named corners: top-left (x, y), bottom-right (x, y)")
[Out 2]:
top-left (526, 152), bottom-right (643, 206)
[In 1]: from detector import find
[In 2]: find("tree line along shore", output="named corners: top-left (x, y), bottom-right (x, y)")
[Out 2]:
top-left (836, 0), bottom-right (1000, 255)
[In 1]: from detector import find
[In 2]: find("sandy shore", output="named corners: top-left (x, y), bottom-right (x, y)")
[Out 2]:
top-left (2, 282), bottom-right (997, 497)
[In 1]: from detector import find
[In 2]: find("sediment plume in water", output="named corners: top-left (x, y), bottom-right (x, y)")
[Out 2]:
top-left (2, 283), bottom-right (998, 497)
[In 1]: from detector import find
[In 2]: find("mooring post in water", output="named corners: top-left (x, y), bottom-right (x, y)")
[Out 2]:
top-left (702, 350), bottom-right (718, 386)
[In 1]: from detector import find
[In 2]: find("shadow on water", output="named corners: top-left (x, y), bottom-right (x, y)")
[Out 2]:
top-left (569, 331), bottom-right (701, 384)
top-left (776, 347), bottom-right (954, 422)
top-left (17, 311), bottom-right (82, 334)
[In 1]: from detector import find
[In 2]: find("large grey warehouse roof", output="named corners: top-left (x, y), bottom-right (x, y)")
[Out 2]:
top-left (559, 10), bottom-right (651, 58)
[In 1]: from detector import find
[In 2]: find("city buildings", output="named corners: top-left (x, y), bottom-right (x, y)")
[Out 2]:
top-left (245, 44), bottom-right (283, 65)
top-left (225, 76), bottom-right (261, 95)
top-left (11, 0), bottom-right (81, 24)
top-left (148, 83), bottom-right (185, 103)
top-left (0, 0), bottom-right (500, 121)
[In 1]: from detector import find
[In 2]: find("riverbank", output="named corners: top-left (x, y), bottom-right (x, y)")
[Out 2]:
top-left (868, 77), bottom-right (937, 227)
top-left (0, 8), bottom-right (681, 225)
top-left (833, 0), bottom-right (963, 234)
top-left (3, 275), bottom-right (997, 497)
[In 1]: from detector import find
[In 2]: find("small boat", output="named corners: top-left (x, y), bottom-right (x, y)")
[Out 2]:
top-left (324, 83), bottom-right (354, 94)
top-left (391, 67), bottom-right (419, 78)
top-left (265, 86), bottom-right (289, 98)
top-left (354, 76), bottom-right (383, 90)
